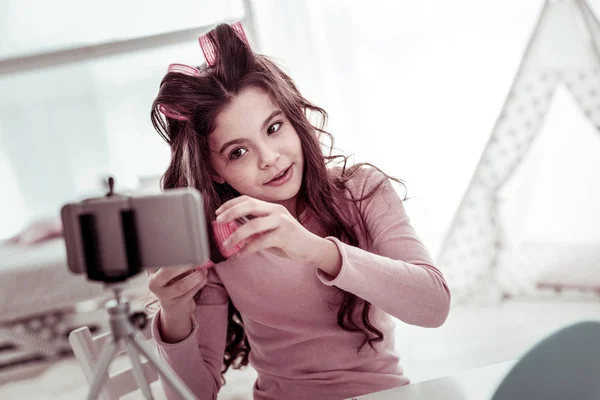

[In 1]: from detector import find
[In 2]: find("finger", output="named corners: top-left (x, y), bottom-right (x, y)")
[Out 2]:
top-left (148, 266), bottom-right (170, 277)
top-left (159, 278), bottom-right (207, 310)
top-left (216, 199), bottom-right (274, 224)
top-left (235, 230), bottom-right (279, 258)
top-left (152, 264), bottom-right (196, 281)
top-left (161, 270), bottom-right (207, 300)
top-left (165, 268), bottom-right (197, 285)
top-left (173, 278), bottom-right (207, 302)
top-left (215, 195), bottom-right (251, 215)
top-left (222, 216), bottom-right (278, 249)
top-left (150, 266), bottom-right (199, 290)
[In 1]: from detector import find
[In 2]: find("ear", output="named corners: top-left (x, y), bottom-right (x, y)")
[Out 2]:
top-left (211, 174), bottom-right (225, 184)
top-left (208, 162), bottom-right (225, 184)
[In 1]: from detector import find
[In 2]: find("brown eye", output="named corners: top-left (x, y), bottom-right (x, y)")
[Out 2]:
top-left (229, 148), bottom-right (247, 160)
top-left (267, 122), bottom-right (282, 135)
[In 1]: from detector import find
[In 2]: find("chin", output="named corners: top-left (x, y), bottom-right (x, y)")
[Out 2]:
top-left (265, 184), bottom-right (301, 205)
top-left (271, 187), bottom-right (301, 203)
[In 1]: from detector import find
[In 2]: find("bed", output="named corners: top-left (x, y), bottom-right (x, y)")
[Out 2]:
top-left (0, 238), bottom-right (148, 373)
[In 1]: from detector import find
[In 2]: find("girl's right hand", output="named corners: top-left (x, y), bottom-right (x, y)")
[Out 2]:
top-left (148, 266), bottom-right (209, 320)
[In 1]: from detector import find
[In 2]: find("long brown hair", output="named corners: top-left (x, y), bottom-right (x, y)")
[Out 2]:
top-left (148, 23), bottom-right (406, 384)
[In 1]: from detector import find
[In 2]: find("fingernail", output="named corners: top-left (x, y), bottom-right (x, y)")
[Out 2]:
top-left (216, 214), bottom-right (224, 223)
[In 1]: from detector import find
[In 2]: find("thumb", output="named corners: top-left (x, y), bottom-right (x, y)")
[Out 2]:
top-left (194, 267), bottom-right (209, 278)
top-left (266, 248), bottom-right (288, 258)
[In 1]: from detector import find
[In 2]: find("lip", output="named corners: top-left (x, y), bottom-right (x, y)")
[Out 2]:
top-left (264, 165), bottom-right (292, 185)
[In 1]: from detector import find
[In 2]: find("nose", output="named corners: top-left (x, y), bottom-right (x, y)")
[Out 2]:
top-left (258, 143), bottom-right (280, 169)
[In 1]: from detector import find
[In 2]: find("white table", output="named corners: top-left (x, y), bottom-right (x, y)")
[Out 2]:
top-left (349, 360), bottom-right (517, 400)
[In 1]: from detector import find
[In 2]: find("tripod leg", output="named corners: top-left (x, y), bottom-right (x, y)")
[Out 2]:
top-left (131, 336), bottom-right (198, 400)
top-left (123, 338), bottom-right (154, 400)
top-left (87, 338), bottom-right (119, 400)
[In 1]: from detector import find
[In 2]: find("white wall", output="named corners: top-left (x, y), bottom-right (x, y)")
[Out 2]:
top-left (0, 0), bottom-right (244, 59)
top-left (1, 0), bottom-right (599, 254)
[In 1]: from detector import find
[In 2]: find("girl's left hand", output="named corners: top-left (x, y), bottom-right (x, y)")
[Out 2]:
top-left (215, 195), bottom-right (322, 262)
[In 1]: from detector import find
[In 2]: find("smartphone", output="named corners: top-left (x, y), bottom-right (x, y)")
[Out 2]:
top-left (61, 188), bottom-right (210, 282)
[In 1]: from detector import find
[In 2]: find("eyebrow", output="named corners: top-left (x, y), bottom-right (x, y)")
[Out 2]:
top-left (218, 110), bottom-right (284, 154)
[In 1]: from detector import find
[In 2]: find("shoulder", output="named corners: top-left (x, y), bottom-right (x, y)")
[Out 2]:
top-left (326, 165), bottom-right (402, 225)
top-left (328, 165), bottom-right (390, 198)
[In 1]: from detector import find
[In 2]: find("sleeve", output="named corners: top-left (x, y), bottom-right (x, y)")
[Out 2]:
top-left (316, 168), bottom-right (451, 328)
top-left (151, 268), bottom-right (229, 400)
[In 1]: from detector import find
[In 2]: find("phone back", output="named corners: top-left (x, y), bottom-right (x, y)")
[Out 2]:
top-left (132, 189), bottom-right (210, 269)
top-left (61, 188), bottom-right (210, 276)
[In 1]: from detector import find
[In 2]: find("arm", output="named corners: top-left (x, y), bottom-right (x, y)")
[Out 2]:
top-left (151, 269), bottom-right (228, 400)
top-left (314, 169), bottom-right (451, 328)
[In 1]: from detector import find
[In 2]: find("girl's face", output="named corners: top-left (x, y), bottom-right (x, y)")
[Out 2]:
top-left (208, 86), bottom-right (304, 215)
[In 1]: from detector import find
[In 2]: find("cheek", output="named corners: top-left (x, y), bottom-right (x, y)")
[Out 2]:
top-left (286, 130), bottom-right (303, 154)
top-left (294, 135), bottom-right (304, 163)
top-left (216, 161), bottom-right (257, 190)
top-left (227, 170), bottom-right (252, 186)
top-left (226, 174), bottom-right (261, 198)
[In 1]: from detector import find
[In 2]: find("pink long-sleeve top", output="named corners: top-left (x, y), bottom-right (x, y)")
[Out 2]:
top-left (151, 167), bottom-right (451, 400)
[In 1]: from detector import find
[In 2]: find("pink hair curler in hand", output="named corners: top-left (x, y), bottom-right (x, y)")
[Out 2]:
top-left (211, 218), bottom-right (247, 258)
top-left (195, 216), bottom-right (250, 270)
top-left (194, 259), bottom-right (215, 271)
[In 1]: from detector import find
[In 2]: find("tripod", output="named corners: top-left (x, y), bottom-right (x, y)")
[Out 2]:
top-left (85, 284), bottom-right (197, 400)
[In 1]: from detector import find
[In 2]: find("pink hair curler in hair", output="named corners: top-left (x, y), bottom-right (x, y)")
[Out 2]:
top-left (198, 21), bottom-right (250, 67)
top-left (158, 104), bottom-right (189, 121)
top-left (158, 64), bottom-right (200, 121)
top-left (167, 63), bottom-right (200, 76)
top-left (158, 22), bottom-right (250, 120)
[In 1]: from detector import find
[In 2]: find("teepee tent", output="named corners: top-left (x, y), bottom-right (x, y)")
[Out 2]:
top-left (437, 0), bottom-right (600, 303)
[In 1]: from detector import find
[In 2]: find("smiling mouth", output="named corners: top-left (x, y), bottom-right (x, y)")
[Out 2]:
top-left (265, 166), bottom-right (291, 184)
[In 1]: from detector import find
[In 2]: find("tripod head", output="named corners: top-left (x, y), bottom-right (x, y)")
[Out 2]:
top-left (103, 282), bottom-right (148, 333)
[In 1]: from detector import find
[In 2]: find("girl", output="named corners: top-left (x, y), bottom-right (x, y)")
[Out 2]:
top-left (147, 22), bottom-right (450, 400)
